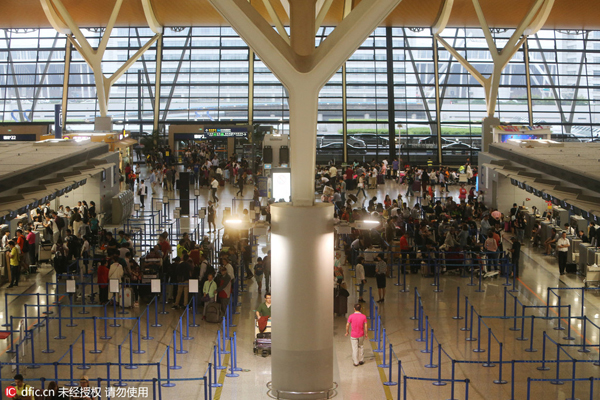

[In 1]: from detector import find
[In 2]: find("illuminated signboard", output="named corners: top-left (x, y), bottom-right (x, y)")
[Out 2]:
top-left (203, 127), bottom-right (248, 138)
top-left (174, 126), bottom-right (249, 141)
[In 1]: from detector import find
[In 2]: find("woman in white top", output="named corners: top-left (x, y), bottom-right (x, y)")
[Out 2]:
top-left (72, 214), bottom-right (84, 239)
top-left (355, 257), bottom-right (366, 303)
top-left (108, 258), bottom-right (124, 282)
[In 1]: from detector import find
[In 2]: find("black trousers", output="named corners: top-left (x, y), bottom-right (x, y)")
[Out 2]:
top-left (558, 251), bottom-right (567, 275)
top-left (10, 264), bottom-right (20, 286)
top-left (512, 256), bottom-right (520, 277)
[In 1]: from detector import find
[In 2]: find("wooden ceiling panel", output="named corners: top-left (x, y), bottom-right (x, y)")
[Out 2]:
top-left (0, 0), bottom-right (600, 30)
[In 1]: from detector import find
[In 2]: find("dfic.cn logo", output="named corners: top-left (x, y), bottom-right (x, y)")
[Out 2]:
top-left (5, 386), bottom-right (16, 398)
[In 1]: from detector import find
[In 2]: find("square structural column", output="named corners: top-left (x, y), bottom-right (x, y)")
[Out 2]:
top-left (270, 202), bottom-right (334, 399)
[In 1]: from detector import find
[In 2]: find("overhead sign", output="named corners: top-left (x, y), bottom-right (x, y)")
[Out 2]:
top-left (174, 126), bottom-right (249, 141)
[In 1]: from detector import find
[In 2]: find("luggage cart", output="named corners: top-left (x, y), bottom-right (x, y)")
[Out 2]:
top-left (253, 318), bottom-right (271, 357)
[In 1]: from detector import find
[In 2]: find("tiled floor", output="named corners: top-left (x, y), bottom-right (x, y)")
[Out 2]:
top-left (1, 176), bottom-right (599, 399)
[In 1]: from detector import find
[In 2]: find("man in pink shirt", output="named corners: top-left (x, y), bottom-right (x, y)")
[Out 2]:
top-left (345, 303), bottom-right (368, 366)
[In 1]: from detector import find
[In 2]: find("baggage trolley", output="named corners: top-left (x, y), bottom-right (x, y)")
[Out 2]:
top-left (253, 318), bottom-right (271, 357)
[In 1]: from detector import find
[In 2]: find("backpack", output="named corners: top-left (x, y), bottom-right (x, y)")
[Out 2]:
top-left (55, 217), bottom-right (65, 231)
top-left (22, 239), bottom-right (29, 253)
top-left (53, 247), bottom-right (67, 273)
top-left (202, 261), bottom-right (215, 281)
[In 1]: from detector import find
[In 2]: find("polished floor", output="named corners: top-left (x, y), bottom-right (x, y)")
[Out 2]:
top-left (1, 177), bottom-right (599, 399)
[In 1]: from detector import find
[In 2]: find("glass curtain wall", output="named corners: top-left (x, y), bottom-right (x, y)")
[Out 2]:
top-left (2, 27), bottom-right (600, 164)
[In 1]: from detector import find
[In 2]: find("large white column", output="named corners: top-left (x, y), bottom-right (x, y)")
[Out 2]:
top-left (271, 202), bottom-right (334, 398)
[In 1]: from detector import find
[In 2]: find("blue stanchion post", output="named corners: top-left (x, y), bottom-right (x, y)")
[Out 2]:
top-left (578, 317), bottom-right (590, 353)
top-left (473, 316), bottom-right (485, 353)
top-left (483, 328), bottom-right (495, 367)
top-left (538, 331), bottom-right (550, 371)
top-left (144, 305), bottom-right (154, 340)
top-left (233, 332), bottom-right (242, 372)
top-left (177, 319), bottom-right (187, 354)
top-left (135, 318), bottom-right (145, 354)
top-left (42, 316), bottom-right (54, 354)
top-left (2, 293), bottom-right (9, 326)
top-left (183, 305), bottom-right (193, 340)
top-left (550, 342), bottom-right (564, 385)
top-left (525, 316), bottom-right (537, 352)
top-left (466, 306), bottom-right (476, 342)
top-left (125, 330), bottom-right (138, 370)
top-left (421, 317), bottom-right (430, 354)
top-left (153, 296), bottom-right (162, 327)
top-left (493, 344), bottom-right (508, 384)
top-left (211, 346), bottom-right (222, 388)
top-left (410, 287), bottom-right (418, 320)
top-left (564, 305), bottom-right (574, 341)
top-left (509, 295), bottom-right (520, 332)
top-left (453, 287), bottom-right (463, 320)
top-left (517, 306), bottom-right (528, 340)
top-left (226, 336), bottom-right (239, 378)
top-left (162, 346), bottom-right (175, 387)
top-left (55, 304), bottom-right (66, 340)
top-left (432, 344), bottom-right (447, 386)
top-left (425, 329), bottom-right (436, 369)
top-left (101, 304), bottom-right (112, 340)
top-left (554, 295), bottom-right (564, 331)
top-left (171, 330), bottom-right (182, 369)
top-left (90, 317), bottom-right (101, 354)
top-left (383, 344), bottom-right (397, 386)
top-left (28, 329), bottom-right (40, 369)
top-left (190, 296), bottom-right (199, 328)
top-left (67, 295), bottom-right (77, 327)
top-left (114, 345), bottom-right (127, 387)
top-left (78, 330), bottom-right (90, 370)
top-left (160, 283), bottom-right (168, 315)
top-left (461, 297), bottom-right (470, 332)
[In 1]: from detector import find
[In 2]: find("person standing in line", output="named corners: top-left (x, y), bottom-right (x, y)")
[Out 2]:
top-left (375, 253), bottom-right (387, 303)
top-left (263, 250), bottom-right (271, 293)
top-left (207, 201), bottom-right (216, 233)
top-left (210, 176), bottom-right (219, 203)
top-left (7, 241), bottom-right (20, 288)
top-left (509, 237), bottom-right (521, 278)
top-left (26, 227), bottom-right (36, 268)
top-left (556, 231), bottom-right (570, 276)
top-left (355, 256), bottom-right (366, 303)
top-left (138, 180), bottom-right (148, 208)
top-left (345, 303), bottom-right (368, 367)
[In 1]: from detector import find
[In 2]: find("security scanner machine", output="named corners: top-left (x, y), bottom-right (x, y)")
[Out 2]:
top-left (552, 206), bottom-right (569, 228)
top-left (569, 236), bottom-right (582, 265)
top-left (579, 242), bottom-right (594, 276)
top-left (569, 215), bottom-right (588, 234)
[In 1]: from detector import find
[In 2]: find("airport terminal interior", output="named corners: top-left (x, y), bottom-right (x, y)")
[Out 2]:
top-left (1, 0), bottom-right (600, 399)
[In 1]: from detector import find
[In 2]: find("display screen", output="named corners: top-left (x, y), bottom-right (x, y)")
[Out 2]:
top-left (272, 172), bottom-right (291, 201)
top-left (500, 134), bottom-right (541, 142)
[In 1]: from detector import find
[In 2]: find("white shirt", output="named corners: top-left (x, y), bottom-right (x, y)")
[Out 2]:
top-left (355, 263), bottom-right (365, 281)
top-left (557, 237), bottom-right (570, 252)
top-left (211, 179), bottom-right (219, 189)
top-left (225, 263), bottom-right (235, 279)
top-left (81, 240), bottom-right (90, 255)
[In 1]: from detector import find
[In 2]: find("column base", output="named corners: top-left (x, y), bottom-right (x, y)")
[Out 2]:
top-left (267, 382), bottom-right (338, 400)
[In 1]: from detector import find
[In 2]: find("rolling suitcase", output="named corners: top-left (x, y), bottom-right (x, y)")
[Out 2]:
top-left (205, 302), bottom-right (222, 323)
top-left (334, 294), bottom-right (348, 316)
top-left (566, 263), bottom-right (577, 274)
top-left (118, 286), bottom-right (133, 308)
